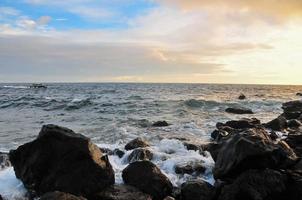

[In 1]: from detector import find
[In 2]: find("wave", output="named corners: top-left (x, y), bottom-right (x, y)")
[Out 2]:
top-left (2, 85), bottom-right (29, 89)
top-left (65, 98), bottom-right (94, 111)
top-left (184, 99), bottom-right (222, 108)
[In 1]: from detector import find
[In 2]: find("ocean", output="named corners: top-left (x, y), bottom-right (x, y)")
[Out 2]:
top-left (0, 83), bottom-right (302, 199)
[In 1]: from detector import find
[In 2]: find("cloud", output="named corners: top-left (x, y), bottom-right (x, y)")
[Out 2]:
top-left (0, 7), bottom-right (20, 16)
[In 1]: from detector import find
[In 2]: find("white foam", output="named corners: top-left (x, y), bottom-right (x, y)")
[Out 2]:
top-left (3, 85), bottom-right (28, 89)
top-left (0, 168), bottom-right (27, 199)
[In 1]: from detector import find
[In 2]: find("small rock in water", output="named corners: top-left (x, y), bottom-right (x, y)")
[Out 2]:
top-left (238, 94), bottom-right (246, 100)
top-left (128, 148), bottom-right (153, 163)
top-left (265, 115), bottom-right (287, 131)
top-left (125, 137), bottom-right (149, 150)
top-left (91, 185), bottom-right (152, 200)
top-left (174, 161), bottom-right (206, 175)
top-left (181, 180), bottom-right (215, 200)
top-left (0, 152), bottom-right (11, 170)
top-left (152, 121), bottom-right (169, 127)
top-left (225, 107), bottom-right (254, 114)
top-left (122, 161), bottom-right (173, 200)
top-left (9, 124), bottom-right (115, 197)
top-left (113, 148), bottom-right (125, 158)
top-left (40, 191), bottom-right (86, 200)
top-left (296, 92), bottom-right (302, 96)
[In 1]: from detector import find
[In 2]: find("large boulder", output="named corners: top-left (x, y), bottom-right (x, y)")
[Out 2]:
top-left (122, 161), bottom-right (173, 200)
top-left (213, 128), bottom-right (297, 179)
top-left (218, 169), bottom-right (288, 200)
top-left (0, 152), bottom-right (11, 170)
top-left (125, 138), bottom-right (149, 151)
top-left (225, 107), bottom-right (253, 114)
top-left (9, 124), bottom-right (115, 197)
top-left (282, 100), bottom-right (302, 120)
top-left (40, 191), bottom-right (86, 200)
top-left (265, 116), bottom-right (287, 131)
top-left (91, 185), bottom-right (152, 200)
top-left (181, 180), bottom-right (215, 200)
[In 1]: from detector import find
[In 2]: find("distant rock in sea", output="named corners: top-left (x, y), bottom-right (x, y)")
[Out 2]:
top-left (238, 93), bottom-right (246, 100)
top-left (225, 107), bottom-right (254, 114)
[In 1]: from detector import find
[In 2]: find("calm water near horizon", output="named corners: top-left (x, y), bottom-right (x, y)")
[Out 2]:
top-left (1, 83), bottom-right (302, 198)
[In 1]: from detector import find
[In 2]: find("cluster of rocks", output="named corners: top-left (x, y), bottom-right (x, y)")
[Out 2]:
top-left (2, 100), bottom-right (302, 200)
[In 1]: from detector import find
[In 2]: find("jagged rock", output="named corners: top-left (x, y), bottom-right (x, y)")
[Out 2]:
top-left (128, 148), bottom-right (153, 163)
top-left (288, 119), bottom-right (302, 128)
top-left (122, 161), bottom-right (173, 200)
top-left (238, 94), bottom-right (246, 100)
top-left (181, 180), bottom-right (215, 200)
top-left (0, 152), bottom-right (11, 170)
top-left (175, 161), bottom-right (206, 175)
top-left (285, 134), bottom-right (302, 157)
top-left (265, 116), bottom-right (287, 131)
top-left (222, 118), bottom-right (261, 129)
top-left (40, 191), bottom-right (86, 200)
top-left (225, 107), bottom-right (254, 114)
top-left (9, 124), bottom-right (115, 197)
top-left (91, 185), bottom-right (152, 200)
top-left (152, 121), bottom-right (169, 127)
top-left (113, 149), bottom-right (125, 158)
top-left (125, 138), bottom-right (149, 151)
top-left (218, 169), bottom-right (288, 200)
top-left (213, 128), bottom-right (297, 179)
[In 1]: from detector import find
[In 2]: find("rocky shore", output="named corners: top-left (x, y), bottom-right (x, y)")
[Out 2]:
top-left (1, 100), bottom-right (302, 200)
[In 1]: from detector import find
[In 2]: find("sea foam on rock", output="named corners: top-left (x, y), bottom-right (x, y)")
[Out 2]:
top-left (122, 160), bottom-right (173, 200)
top-left (9, 124), bottom-right (115, 198)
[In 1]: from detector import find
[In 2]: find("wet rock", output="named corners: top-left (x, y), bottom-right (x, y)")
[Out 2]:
top-left (181, 180), bottom-right (215, 200)
top-left (288, 119), bottom-right (302, 128)
top-left (122, 161), bottom-right (173, 200)
top-left (225, 107), bottom-right (254, 114)
top-left (265, 115), bottom-right (287, 131)
top-left (100, 147), bottom-right (114, 155)
top-left (213, 128), bottom-right (297, 179)
top-left (238, 94), bottom-right (246, 100)
top-left (282, 100), bottom-right (302, 113)
top-left (91, 185), bottom-right (152, 200)
top-left (218, 169), bottom-right (288, 200)
top-left (202, 142), bottom-right (221, 162)
top-left (128, 148), bottom-right (153, 163)
top-left (9, 124), bottom-right (115, 197)
top-left (223, 118), bottom-right (261, 129)
top-left (0, 152), bottom-right (11, 170)
top-left (125, 137), bottom-right (149, 151)
top-left (183, 142), bottom-right (202, 151)
top-left (152, 121), bottom-right (169, 127)
top-left (285, 134), bottom-right (302, 157)
top-left (286, 170), bottom-right (302, 200)
top-left (113, 149), bottom-right (125, 158)
top-left (175, 161), bottom-right (206, 175)
top-left (40, 191), bottom-right (86, 200)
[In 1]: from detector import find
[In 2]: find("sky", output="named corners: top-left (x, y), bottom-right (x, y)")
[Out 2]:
top-left (0, 0), bottom-right (302, 84)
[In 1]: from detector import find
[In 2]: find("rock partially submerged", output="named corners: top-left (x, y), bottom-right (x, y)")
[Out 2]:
top-left (91, 185), bottom-right (152, 200)
top-left (225, 107), bottom-right (253, 114)
top-left (0, 152), bottom-right (11, 170)
top-left (40, 191), bottom-right (86, 200)
top-left (128, 148), bottom-right (153, 163)
top-left (122, 161), bottom-right (173, 200)
top-left (125, 137), bottom-right (149, 151)
top-left (265, 115), bottom-right (287, 131)
top-left (152, 121), bottom-right (169, 127)
top-left (238, 94), bottom-right (246, 100)
top-left (9, 124), bottom-right (115, 198)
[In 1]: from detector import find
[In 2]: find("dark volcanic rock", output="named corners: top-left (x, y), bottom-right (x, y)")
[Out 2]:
top-left (125, 138), bottom-right (149, 151)
top-left (183, 142), bottom-right (202, 151)
top-left (282, 100), bottom-right (302, 113)
top-left (213, 128), bottom-right (297, 179)
top-left (91, 185), bottom-right (152, 200)
top-left (113, 149), bottom-right (125, 158)
top-left (225, 107), bottom-right (254, 114)
top-left (181, 180), bottom-right (215, 200)
top-left (40, 191), bottom-right (86, 200)
top-left (128, 148), bottom-right (153, 163)
top-left (122, 161), bottom-right (173, 200)
top-left (152, 121), bottom-right (169, 127)
top-left (175, 161), bottom-right (206, 175)
top-left (9, 124), bottom-right (115, 197)
top-left (285, 134), bottom-right (302, 157)
top-left (238, 94), bottom-right (246, 100)
top-left (288, 119), bottom-right (302, 128)
top-left (265, 115), bottom-right (287, 131)
top-left (0, 152), bottom-right (11, 170)
top-left (223, 118), bottom-right (261, 129)
top-left (218, 169), bottom-right (288, 200)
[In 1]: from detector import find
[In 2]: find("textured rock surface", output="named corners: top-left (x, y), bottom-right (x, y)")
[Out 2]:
top-left (181, 180), bottom-right (215, 200)
top-left (124, 138), bottom-right (149, 151)
top-left (40, 191), bottom-right (86, 200)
